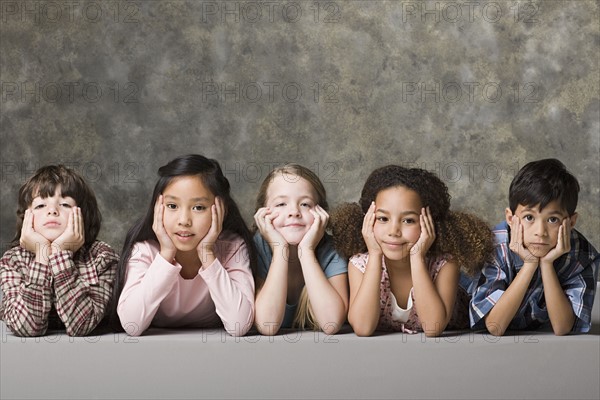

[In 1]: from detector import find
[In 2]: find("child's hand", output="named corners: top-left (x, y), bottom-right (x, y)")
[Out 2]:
top-left (362, 202), bottom-right (382, 256)
top-left (254, 207), bottom-right (287, 250)
top-left (52, 207), bottom-right (85, 253)
top-left (541, 218), bottom-right (571, 264)
top-left (509, 216), bottom-right (539, 265)
top-left (299, 205), bottom-right (328, 252)
top-left (409, 207), bottom-right (436, 259)
top-left (19, 209), bottom-right (51, 258)
top-left (153, 195), bottom-right (177, 262)
top-left (196, 197), bottom-right (224, 267)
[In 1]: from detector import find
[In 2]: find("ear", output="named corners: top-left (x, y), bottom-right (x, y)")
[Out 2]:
top-left (505, 208), bottom-right (514, 225)
top-left (569, 213), bottom-right (578, 228)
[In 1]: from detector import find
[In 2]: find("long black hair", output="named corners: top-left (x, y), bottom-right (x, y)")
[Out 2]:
top-left (110, 154), bottom-right (257, 330)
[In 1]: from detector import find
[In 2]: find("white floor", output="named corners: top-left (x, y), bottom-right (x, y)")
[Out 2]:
top-left (1, 286), bottom-right (599, 400)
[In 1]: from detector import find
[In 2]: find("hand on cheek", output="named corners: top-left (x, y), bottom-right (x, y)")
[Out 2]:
top-left (197, 197), bottom-right (224, 267)
top-left (299, 205), bottom-right (328, 251)
top-left (19, 209), bottom-right (51, 263)
top-left (541, 218), bottom-right (571, 264)
top-left (53, 207), bottom-right (85, 254)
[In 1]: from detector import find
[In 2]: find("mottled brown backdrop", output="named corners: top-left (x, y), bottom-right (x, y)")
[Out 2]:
top-left (1, 0), bottom-right (598, 255)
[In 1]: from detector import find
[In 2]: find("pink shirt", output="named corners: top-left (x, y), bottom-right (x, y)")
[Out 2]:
top-left (117, 232), bottom-right (254, 336)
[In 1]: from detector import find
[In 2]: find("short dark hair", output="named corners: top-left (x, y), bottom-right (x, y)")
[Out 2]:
top-left (13, 165), bottom-right (102, 246)
top-left (509, 159), bottom-right (579, 215)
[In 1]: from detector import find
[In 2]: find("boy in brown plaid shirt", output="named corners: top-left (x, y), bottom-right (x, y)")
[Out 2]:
top-left (1, 165), bottom-right (118, 336)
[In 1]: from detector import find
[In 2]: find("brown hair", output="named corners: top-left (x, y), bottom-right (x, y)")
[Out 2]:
top-left (13, 165), bottom-right (102, 246)
top-left (330, 165), bottom-right (494, 275)
top-left (255, 164), bottom-right (327, 330)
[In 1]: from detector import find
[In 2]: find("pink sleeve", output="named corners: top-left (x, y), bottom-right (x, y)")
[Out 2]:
top-left (199, 238), bottom-right (255, 336)
top-left (117, 242), bottom-right (181, 336)
top-left (349, 253), bottom-right (368, 273)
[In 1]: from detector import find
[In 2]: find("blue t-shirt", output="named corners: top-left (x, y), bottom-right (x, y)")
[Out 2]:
top-left (253, 232), bottom-right (348, 328)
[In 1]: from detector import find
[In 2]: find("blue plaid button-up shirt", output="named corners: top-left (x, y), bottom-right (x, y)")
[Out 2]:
top-left (470, 221), bottom-right (599, 332)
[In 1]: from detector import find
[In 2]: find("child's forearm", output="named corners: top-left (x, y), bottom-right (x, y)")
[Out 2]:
top-left (201, 256), bottom-right (255, 337)
top-left (485, 262), bottom-right (538, 336)
top-left (539, 261), bottom-right (576, 335)
top-left (299, 251), bottom-right (347, 335)
top-left (348, 258), bottom-right (382, 336)
top-left (117, 254), bottom-right (180, 336)
top-left (254, 248), bottom-right (289, 335)
top-left (51, 249), bottom-right (117, 336)
top-left (1, 262), bottom-right (53, 337)
top-left (410, 258), bottom-right (451, 337)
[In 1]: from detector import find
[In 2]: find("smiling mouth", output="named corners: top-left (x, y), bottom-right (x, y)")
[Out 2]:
top-left (383, 242), bottom-right (406, 247)
top-left (175, 232), bottom-right (195, 238)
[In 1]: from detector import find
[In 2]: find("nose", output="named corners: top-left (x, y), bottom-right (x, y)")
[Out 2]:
top-left (178, 210), bottom-right (192, 226)
top-left (533, 220), bottom-right (548, 237)
top-left (47, 205), bottom-right (59, 216)
top-left (288, 205), bottom-right (301, 218)
top-left (388, 220), bottom-right (401, 237)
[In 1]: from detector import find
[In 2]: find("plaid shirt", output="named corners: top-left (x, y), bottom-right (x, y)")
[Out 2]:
top-left (0, 241), bottom-right (118, 337)
top-left (470, 221), bottom-right (600, 332)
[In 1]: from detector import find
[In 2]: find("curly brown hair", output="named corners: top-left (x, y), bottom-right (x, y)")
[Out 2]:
top-left (330, 165), bottom-right (494, 275)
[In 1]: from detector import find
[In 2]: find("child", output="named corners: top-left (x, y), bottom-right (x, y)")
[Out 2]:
top-left (253, 164), bottom-right (348, 335)
top-left (113, 154), bottom-right (256, 336)
top-left (0, 165), bottom-right (119, 337)
top-left (331, 165), bottom-right (493, 337)
top-left (470, 159), bottom-right (599, 336)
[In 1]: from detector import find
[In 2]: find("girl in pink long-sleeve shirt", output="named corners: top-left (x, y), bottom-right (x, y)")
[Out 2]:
top-left (112, 154), bottom-right (257, 336)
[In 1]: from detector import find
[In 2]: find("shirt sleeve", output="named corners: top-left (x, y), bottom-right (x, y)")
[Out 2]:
top-left (51, 241), bottom-right (119, 336)
top-left (117, 242), bottom-right (181, 336)
top-left (0, 248), bottom-right (53, 337)
top-left (320, 235), bottom-right (348, 278)
top-left (253, 233), bottom-right (271, 280)
top-left (563, 252), bottom-right (600, 333)
top-left (199, 239), bottom-right (255, 336)
top-left (469, 252), bottom-right (509, 330)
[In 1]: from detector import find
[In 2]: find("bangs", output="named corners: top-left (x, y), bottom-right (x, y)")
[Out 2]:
top-left (23, 166), bottom-right (86, 207)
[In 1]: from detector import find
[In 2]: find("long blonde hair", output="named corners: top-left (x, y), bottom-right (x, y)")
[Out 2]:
top-left (255, 164), bottom-right (328, 331)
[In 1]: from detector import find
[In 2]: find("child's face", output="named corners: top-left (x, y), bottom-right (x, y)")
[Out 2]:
top-left (265, 174), bottom-right (317, 245)
top-left (373, 186), bottom-right (423, 261)
top-left (30, 186), bottom-right (77, 242)
top-left (506, 200), bottom-right (577, 258)
top-left (162, 176), bottom-right (215, 253)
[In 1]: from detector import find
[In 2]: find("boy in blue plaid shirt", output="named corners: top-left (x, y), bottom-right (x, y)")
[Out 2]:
top-left (470, 159), bottom-right (599, 336)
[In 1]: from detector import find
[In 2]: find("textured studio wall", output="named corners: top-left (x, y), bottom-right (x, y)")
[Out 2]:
top-left (1, 0), bottom-right (599, 253)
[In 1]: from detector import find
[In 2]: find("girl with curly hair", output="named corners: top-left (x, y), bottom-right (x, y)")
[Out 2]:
top-left (331, 165), bottom-right (493, 337)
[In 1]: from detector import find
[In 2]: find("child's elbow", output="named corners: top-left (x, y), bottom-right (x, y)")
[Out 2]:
top-left (485, 322), bottom-right (506, 337)
top-left (552, 326), bottom-right (572, 336)
top-left (423, 329), bottom-right (443, 338)
top-left (350, 321), bottom-right (376, 337)
top-left (320, 322), bottom-right (342, 336)
top-left (11, 325), bottom-right (45, 338)
top-left (255, 321), bottom-right (280, 336)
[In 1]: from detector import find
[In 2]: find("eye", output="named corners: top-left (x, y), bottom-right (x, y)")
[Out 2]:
top-left (192, 205), bottom-right (207, 211)
top-left (165, 203), bottom-right (177, 210)
top-left (301, 202), bottom-right (313, 208)
top-left (548, 216), bottom-right (561, 224)
top-left (522, 214), bottom-right (534, 222)
top-left (376, 216), bottom-right (388, 223)
top-left (403, 218), bottom-right (416, 224)
top-left (275, 203), bottom-right (285, 207)
top-left (33, 204), bottom-right (45, 210)
top-left (60, 203), bottom-right (73, 208)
